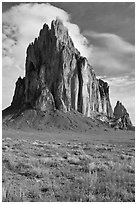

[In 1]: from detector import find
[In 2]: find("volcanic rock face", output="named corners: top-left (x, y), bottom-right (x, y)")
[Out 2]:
top-left (11, 19), bottom-right (113, 118)
top-left (113, 101), bottom-right (132, 129)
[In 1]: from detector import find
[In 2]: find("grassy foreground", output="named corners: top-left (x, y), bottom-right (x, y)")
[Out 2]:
top-left (2, 136), bottom-right (135, 202)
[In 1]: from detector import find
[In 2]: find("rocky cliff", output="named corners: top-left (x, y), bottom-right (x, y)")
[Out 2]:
top-left (10, 19), bottom-right (113, 118)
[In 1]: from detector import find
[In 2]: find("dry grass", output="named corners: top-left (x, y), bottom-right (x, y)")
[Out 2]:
top-left (2, 137), bottom-right (135, 202)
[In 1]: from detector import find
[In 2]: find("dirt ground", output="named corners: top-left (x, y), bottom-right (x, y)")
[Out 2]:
top-left (3, 125), bottom-right (135, 146)
top-left (2, 126), bottom-right (135, 202)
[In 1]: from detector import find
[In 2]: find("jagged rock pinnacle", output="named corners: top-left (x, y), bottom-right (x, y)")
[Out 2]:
top-left (113, 101), bottom-right (132, 129)
top-left (11, 19), bottom-right (113, 118)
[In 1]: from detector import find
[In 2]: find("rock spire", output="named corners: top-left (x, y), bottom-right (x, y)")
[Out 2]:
top-left (11, 19), bottom-right (113, 118)
top-left (113, 101), bottom-right (132, 129)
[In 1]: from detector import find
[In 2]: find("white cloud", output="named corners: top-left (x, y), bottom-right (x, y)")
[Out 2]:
top-left (84, 31), bottom-right (135, 76)
top-left (3, 3), bottom-right (92, 61)
top-left (101, 75), bottom-right (135, 87)
top-left (87, 31), bottom-right (134, 53)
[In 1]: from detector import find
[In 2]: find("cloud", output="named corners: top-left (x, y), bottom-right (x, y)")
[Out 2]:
top-left (2, 3), bottom-right (92, 109)
top-left (84, 31), bottom-right (135, 76)
top-left (3, 3), bottom-right (92, 62)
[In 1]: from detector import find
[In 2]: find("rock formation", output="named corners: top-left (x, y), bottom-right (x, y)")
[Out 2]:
top-left (113, 101), bottom-right (132, 129)
top-left (3, 19), bottom-right (134, 131)
top-left (11, 77), bottom-right (25, 108)
top-left (10, 19), bottom-right (113, 118)
top-left (98, 79), bottom-right (113, 118)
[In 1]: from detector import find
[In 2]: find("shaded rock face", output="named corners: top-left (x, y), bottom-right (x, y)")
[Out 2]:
top-left (11, 77), bottom-right (25, 108)
top-left (113, 101), bottom-right (132, 129)
top-left (11, 19), bottom-right (113, 117)
top-left (98, 79), bottom-right (113, 118)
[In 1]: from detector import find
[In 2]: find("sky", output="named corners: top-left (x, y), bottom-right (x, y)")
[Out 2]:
top-left (2, 2), bottom-right (135, 124)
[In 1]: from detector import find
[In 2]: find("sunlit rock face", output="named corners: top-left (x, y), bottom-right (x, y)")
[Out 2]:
top-left (11, 19), bottom-right (113, 118)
